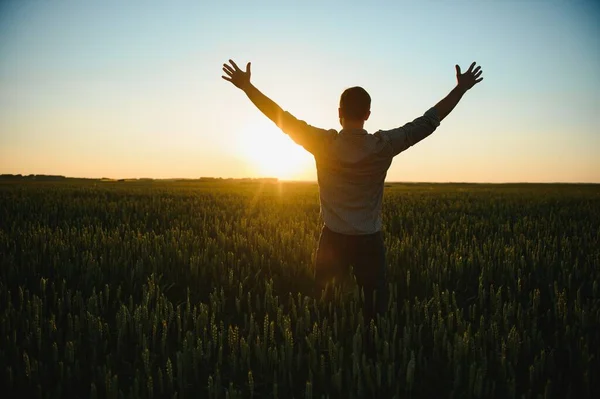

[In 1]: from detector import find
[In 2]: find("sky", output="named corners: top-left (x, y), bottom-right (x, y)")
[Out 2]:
top-left (0, 0), bottom-right (599, 182)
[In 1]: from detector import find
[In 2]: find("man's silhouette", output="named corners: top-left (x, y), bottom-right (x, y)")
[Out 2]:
top-left (222, 59), bottom-right (483, 322)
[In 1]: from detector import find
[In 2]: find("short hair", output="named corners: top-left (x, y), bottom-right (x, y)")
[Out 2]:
top-left (339, 87), bottom-right (371, 120)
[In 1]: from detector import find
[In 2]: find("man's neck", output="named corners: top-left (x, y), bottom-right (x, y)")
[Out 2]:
top-left (341, 121), bottom-right (365, 130)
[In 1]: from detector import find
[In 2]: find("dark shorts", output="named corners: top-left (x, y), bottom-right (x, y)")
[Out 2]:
top-left (314, 225), bottom-right (388, 320)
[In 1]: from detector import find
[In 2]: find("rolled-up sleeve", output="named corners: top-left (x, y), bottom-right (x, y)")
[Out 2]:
top-left (277, 111), bottom-right (337, 155)
top-left (378, 107), bottom-right (440, 156)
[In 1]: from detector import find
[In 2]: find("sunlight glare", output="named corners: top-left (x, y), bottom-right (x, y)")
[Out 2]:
top-left (236, 121), bottom-right (313, 179)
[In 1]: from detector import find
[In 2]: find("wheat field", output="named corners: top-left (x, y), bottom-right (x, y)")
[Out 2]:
top-left (0, 179), bottom-right (598, 398)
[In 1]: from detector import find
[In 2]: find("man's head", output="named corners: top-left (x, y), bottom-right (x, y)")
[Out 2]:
top-left (339, 86), bottom-right (371, 129)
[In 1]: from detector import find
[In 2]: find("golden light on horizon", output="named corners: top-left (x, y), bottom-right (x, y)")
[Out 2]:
top-left (236, 122), bottom-right (313, 180)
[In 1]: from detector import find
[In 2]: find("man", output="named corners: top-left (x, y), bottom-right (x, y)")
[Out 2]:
top-left (222, 59), bottom-right (483, 322)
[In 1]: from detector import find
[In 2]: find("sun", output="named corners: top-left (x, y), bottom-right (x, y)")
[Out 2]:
top-left (236, 121), bottom-right (313, 179)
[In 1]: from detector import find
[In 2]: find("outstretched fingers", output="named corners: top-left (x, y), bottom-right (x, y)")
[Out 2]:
top-left (223, 63), bottom-right (235, 75)
top-left (474, 65), bottom-right (484, 83)
top-left (221, 59), bottom-right (252, 89)
top-left (467, 63), bottom-right (483, 83)
top-left (229, 59), bottom-right (241, 71)
top-left (455, 61), bottom-right (484, 89)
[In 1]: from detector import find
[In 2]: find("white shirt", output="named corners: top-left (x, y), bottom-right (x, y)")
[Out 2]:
top-left (277, 107), bottom-right (440, 235)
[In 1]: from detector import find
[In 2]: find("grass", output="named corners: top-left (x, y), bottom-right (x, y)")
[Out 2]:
top-left (0, 179), bottom-right (598, 398)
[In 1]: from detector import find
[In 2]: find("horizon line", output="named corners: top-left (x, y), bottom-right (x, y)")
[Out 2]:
top-left (1, 173), bottom-right (599, 185)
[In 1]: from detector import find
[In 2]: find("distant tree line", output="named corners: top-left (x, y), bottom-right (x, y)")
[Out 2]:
top-left (0, 174), bottom-right (67, 181)
top-left (0, 174), bottom-right (279, 183)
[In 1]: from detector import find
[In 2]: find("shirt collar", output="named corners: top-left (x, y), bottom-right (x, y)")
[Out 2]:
top-left (339, 128), bottom-right (368, 136)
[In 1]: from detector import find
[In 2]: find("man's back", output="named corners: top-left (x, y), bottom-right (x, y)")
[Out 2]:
top-left (315, 129), bottom-right (393, 235)
top-left (278, 107), bottom-right (440, 235)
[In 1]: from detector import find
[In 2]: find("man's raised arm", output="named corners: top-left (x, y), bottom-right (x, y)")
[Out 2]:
top-left (222, 59), bottom-right (286, 126)
top-left (378, 61), bottom-right (484, 156)
top-left (434, 62), bottom-right (484, 121)
top-left (222, 59), bottom-right (335, 154)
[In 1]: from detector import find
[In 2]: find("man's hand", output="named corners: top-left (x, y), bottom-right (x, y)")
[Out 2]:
top-left (222, 58), bottom-right (285, 135)
top-left (456, 62), bottom-right (483, 91)
top-left (434, 62), bottom-right (484, 121)
top-left (222, 59), bottom-right (251, 91)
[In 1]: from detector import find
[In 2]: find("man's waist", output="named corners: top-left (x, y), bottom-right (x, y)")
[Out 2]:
top-left (323, 222), bottom-right (381, 236)
top-left (320, 202), bottom-right (382, 235)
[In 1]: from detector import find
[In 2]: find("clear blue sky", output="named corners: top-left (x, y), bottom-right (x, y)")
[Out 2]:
top-left (1, 0), bottom-right (599, 182)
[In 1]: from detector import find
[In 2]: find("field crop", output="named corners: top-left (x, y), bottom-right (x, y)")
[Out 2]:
top-left (0, 180), bottom-right (598, 398)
